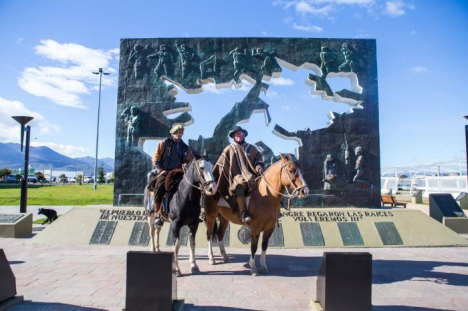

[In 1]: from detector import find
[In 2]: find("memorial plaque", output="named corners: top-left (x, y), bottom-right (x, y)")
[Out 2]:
top-left (0, 214), bottom-right (24, 224)
top-left (375, 222), bottom-right (403, 246)
top-left (166, 225), bottom-right (189, 246)
top-left (268, 223), bottom-right (284, 247)
top-left (129, 222), bottom-right (150, 246)
top-left (211, 223), bottom-right (230, 247)
top-left (337, 222), bottom-right (364, 246)
top-left (300, 222), bottom-right (325, 246)
top-left (90, 221), bottom-right (117, 245)
top-left (430, 193), bottom-right (466, 223)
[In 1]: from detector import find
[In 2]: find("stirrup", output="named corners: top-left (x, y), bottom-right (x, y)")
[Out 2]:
top-left (242, 211), bottom-right (252, 224)
top-left (154, 217), bottom-right (164, 226)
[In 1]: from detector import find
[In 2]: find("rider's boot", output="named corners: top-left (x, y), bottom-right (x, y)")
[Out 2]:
top-left (153, 201), bottom-right (164, 226)
top-left (237, 196), bottom-right (252, 224)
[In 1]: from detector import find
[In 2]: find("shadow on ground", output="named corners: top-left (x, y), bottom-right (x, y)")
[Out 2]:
top-left (373, 306), bottom-right (456, 311)
top-left (10, 301), bottom-right (105, 311)
top-left (177, 253), bottom-right (468, 286)
top-left (184, 304), bottom-right (254, 311)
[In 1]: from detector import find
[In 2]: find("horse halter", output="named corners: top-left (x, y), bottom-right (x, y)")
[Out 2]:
top-left (183, 159), bottom-right (216, 194)
top-left (279, 160), bottom-right (308, 199)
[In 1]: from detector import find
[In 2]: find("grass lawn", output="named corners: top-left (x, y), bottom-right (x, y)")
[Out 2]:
top-left (0, 184), bottom-right (113, 206)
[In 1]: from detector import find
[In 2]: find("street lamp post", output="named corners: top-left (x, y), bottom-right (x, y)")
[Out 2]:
top-left (464, 115), bottom-right (468, 192)
top-left (12, 116), bottom-right (34, 213)
top-left (92, 68), bottom-right (110, 190)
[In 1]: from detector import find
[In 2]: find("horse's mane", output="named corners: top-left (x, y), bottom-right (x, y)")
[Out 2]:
top-left (285, 153), bottom-right (302, 169)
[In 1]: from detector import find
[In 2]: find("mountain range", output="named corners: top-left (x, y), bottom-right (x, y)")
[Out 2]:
top-left (0, 142), bottom-right (114, 175)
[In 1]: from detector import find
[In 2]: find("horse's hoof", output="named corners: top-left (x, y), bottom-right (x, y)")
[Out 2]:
top-left (175, 270), bottom-right (182, 277)
top-left (223, 256), bottom-right (230, 263)
top-left (191, 266), bottom-right (200, 274)
top-left (250, 270), bottom-right (258, 276)
top-left (259, 267), bottom-right (269, 275)
top-left (209, 258), bottom-right (216, 265)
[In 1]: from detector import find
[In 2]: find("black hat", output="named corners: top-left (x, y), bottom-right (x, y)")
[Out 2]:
top-left (229, 126), bottom-right (248, 138)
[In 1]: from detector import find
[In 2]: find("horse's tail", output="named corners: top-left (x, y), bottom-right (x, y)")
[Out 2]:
top-left (212, 217), bottom-right (218, 237)
top-left (143, 185), bottom-right (153, 213)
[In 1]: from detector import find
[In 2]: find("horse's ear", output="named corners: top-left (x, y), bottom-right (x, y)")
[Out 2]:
top-left (279, 153), bottom-right (287, 161)
top-left (191, 148), bottom-right (201, 160)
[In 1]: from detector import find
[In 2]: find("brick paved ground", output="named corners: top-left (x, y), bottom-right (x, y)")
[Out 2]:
top-left (2, 236), bottom-right (468, 311)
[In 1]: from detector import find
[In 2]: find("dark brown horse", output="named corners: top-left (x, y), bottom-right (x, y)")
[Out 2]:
top-left (204, 153), bottom-right (309, 275)
top-left (145, 155), bottom-right (217, 276)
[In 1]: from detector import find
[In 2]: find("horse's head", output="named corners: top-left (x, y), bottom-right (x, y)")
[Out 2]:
top-left (278, 153), bottom-right (309, 199)
top-left (188, 154), bottom-right (218, 196)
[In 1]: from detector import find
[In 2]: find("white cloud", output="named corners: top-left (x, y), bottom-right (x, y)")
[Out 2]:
top-left (16, 38), bottom-right (24, 44)
top-left (410, 66), bottom-right (428, 73)
top-left (0, 97), bottom-right (60, 142)
top-left (30, 141), bottom-right (92, 158)
top-left (269, 77), bottom-right (295, 86)
top-left (383, 1), bottom-right (414, 17)
top-left (18, 40), bottom-right (119, 109)
top-left (293, 23), bottom-right (324, 33)
top-left (281, 105), bottom-right (291, 111)
top-left (295, 1), bottom-right (334, 17)
top-left (277, 0), bottom-right (413, 21)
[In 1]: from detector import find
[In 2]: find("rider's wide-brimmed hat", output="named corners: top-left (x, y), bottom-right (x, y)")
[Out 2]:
top-left (170, 124), bottom-right (185, 134)
top-left (229, 126), bottom-right (248, 138)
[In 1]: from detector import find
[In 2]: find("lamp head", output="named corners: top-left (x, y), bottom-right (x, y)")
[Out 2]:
top-left (11, 116), bottom-right (34, 152)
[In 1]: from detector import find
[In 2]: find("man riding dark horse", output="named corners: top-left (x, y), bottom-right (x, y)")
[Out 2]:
top-left (213, 126), bottom-right (264, 224)
top-left (150, 124), bottom-right (193, 226)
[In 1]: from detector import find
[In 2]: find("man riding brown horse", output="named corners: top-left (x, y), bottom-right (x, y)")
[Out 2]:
top-left (213, 126), bottom-right (264, 224)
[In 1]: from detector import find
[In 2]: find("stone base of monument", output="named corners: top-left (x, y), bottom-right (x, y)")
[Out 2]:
top-left (0, 213), bottom-right (32, 238)
top-left (29, 206), bottom-right (468, 248)
top-left (443, 217), bottom-right (468, 234)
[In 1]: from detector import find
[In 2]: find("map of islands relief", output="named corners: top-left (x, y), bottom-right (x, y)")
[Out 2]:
top-left (114, 38), bottom-right (380, 207)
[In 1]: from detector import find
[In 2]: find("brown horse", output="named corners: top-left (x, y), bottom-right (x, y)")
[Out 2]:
top-left (204, 153), bottom-right (309, 275)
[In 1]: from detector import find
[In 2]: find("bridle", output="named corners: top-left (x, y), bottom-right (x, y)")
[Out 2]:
top-left (182, 159), bottom-right (216, 194)
top-left (261, 159), bottom-right (308, 204)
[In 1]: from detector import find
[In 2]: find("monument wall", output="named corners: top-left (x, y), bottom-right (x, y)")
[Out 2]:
top-left (114, 37), bottom-right (380, 207)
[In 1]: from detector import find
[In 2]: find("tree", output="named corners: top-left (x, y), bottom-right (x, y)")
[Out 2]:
top-left (35, 172), bottom-right (46, 182)
top-left (59, 173), bottom-right (67, 185)
top-left (98, 163), bottom-right (105, 185)
top-left (0, 168), bottom-right (12, 181)
top-left (77, 174), bottom-right (83, 185)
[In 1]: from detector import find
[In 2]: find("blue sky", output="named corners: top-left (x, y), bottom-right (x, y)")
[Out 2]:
top-left (0, 0), bottom-right (467, 169)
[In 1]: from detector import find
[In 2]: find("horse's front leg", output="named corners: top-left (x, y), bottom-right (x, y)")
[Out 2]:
top-left (259, 228), bottom-right (274, 274)
top-left (249, 233), bottom-right (260, 276)
top-left (170, 222), bottom-right (183, 277)
top-left (188, 223), bottom-right (200, 274)
top-left (217, 216), bottom-right (230, 263)
top-left (147, 213), bottom-right (160, 252)
top-left (205, 210), bottom-right (217, 265)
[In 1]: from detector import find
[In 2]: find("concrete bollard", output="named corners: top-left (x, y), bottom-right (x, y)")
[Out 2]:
top-left (312, 252), bottom-right (372, 311)
top-left (125, 251), bottom-right (177, 311)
